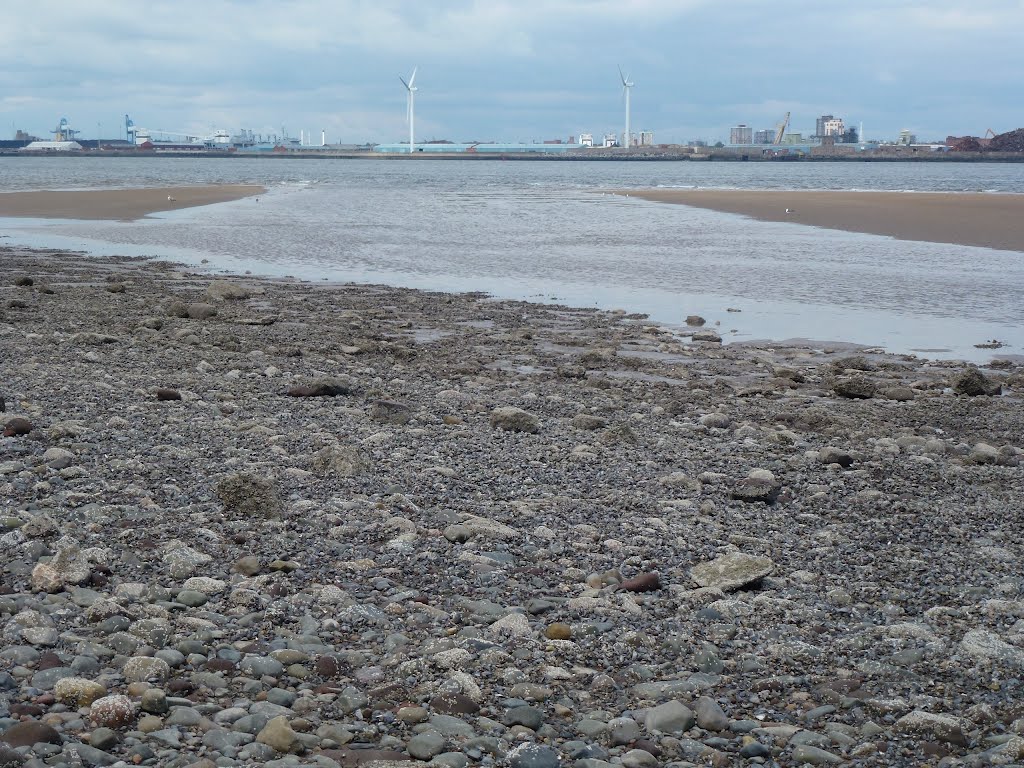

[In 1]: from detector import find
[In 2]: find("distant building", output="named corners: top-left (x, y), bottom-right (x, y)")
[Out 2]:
top-left (753, 129), bottom-right (774, 145)
top-left (14, 129), bottom-right (39, 142)
top-left (639, 131), bottom-right (654, 146)
top-left (898, 129), bottom-right (916, 145)
top-left (603, 133), bottom-right (618, 147)
top-left (730, 124), bottom-right (752, 145)
top-left (823, 118), bottom-right (846, 137)
top-left (579, 133), bottom-right (594, 147)
top-left (20, 141), bottom-right (83, 152)
top-left (815, 114), bottom-right (834, 139)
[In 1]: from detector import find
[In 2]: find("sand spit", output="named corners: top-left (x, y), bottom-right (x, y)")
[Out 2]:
top-left (614, 190), bottom-right (1024, 253)
top-left (1, 248), bottom-right (1023, 768)
top-left (0, 185), bottom-right (265, 222)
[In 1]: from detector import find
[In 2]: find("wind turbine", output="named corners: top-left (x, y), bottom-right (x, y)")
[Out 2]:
top-left (399, 67), bottom-right (418, 154)
top-left (619, 66), bottom-right (634, 149)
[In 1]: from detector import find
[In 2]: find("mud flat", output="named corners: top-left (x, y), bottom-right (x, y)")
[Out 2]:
top-left (1, 247), bottom-right (1023, 768)
top-left (0, 185), bottom-right (265, 222)
top-left (615, 189), bottom-right (1024, 252)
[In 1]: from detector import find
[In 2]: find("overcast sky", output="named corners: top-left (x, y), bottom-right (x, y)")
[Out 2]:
top-left (2, 0), bottom-right (1021, 145)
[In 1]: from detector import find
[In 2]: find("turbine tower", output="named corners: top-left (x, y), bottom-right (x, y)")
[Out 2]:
top-left (619, 66), bottom-right (634, 149)
top-left (400, 67), bottom-right (418, 154)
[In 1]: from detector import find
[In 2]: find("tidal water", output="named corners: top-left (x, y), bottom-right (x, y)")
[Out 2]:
top-left (2, 156), bottom-right (1023, 361)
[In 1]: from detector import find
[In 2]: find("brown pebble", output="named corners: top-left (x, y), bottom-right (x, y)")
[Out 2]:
top-left (315, 655), bottom-right (344, 679)
top-left (544, 623), bottom-right (572, 640)
top-left (285, 383), bottom-right (349, 397)
top-left (3, 417), bottom-right (32, 437)
top-left (14, 276), bottom-right (33, 287)
top-left (155, 389), bottom-right (182, 401)
top-left (618, 572), bottom-right (661, 592)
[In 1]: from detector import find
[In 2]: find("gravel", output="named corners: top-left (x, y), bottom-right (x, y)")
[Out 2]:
top-left (0, 247), bottom-right (1023, 767)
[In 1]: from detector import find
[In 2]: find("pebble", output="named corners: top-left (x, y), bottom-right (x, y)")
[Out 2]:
top-left (0, 250), bottom-right (1018, 768)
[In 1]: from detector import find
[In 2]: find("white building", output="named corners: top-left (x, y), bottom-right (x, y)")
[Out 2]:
top-left (20, 141), bottom-right (83, 152)
top-left (823, 118), bottom-right (846, 137)
top-left (603, 133), bottom-right (618, 147)
top-left (579, 133), bottom-right (594, 148)
top-left (729, 124), bottom-right (752, 144)
top-left (639, 131), bottom-right (654, 146)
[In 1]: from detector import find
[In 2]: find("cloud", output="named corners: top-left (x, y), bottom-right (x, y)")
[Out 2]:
top-left (1, 0), bottom-right (1022, 142)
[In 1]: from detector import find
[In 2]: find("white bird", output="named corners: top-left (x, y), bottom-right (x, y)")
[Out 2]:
top-left (785, 208), bottom-right (792, 213)
top-left (167, 195), bottom-right (176, 202)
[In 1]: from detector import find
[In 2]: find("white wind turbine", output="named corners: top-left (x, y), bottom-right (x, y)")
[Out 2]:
top-left (399, 67), bottom-right (418, 153)
top-left (619, 66), bottom-right (634, 149)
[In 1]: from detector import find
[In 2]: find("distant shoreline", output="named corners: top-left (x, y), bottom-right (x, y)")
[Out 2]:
top-left (614, 188), bottom-right (1024, 252)
top-left (1, 150), bottom-right (1024, 162)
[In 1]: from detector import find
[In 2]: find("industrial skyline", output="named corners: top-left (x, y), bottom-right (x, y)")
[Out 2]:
top-left (2, 0), bottom-right (1022, 145)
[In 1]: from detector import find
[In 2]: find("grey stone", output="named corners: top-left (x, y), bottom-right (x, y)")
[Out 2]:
top-left (504, 705), bottom-right (544, 731)
top-left (691, 552), bottom-right (774, 591)
top-left (894, 710), bottom-right (967, 747)
top-left (407, 731), bottom-right (446, 760)
top-left (790, 745), bottom-right (844, 764)
top-left (240, 655), bottom-right (285, 678)
top-left (490, 407), bottom-right (540, 434)
top-left (87, 728), bottom-right (118, 751)
top-left (507, 744), bottom-right (560, 768)
top-left (645, 700), bottom-right (696, 734)
top-left (834, 375), bottom-right (876, 399)
top-left (609, 716), bottom-right (641, 745)
top-left (215, 474), bottom-right (283, 519)
top-left (693, 696), bottom-right (730, 732)
top-left (954, 367), bottom-right (1000, 396)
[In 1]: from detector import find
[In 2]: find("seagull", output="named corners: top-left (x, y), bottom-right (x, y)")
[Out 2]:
top-left (167, 195), bottom-right (176, 202)
top-left (785, 208), bottom-right (792, 213)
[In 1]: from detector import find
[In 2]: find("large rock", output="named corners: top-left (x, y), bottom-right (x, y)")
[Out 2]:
top-left (731, 469), bottom-right (781, 504)
top-left (54, 677), bottom-right (107, 707)
top-left (894, 710), bottom-right (967, 746)
top-left (833, 375), bottom-right (876, 399)
top-left (186, 302), bottom-right (218, 320)
top-left (0, 720), bottom-right (62, 747)
top-left (645, 700), bottom-right (696, 734)
top-left (0, 744), bottom-right (26, 767)
top-left (90, 695), bottom-right (136, 728)
top-left (960, 629), bottom-right (1024, 666)
top-left (31, 535), bottom-right (91, 592)
top-left (490, 407), bottom-right (540, 434)
top-left (954, 367), bottom-right (1000, 396)
top-left (161, 541), bottom-right (213, 579)
top-left (693, 696), bottom-right (730, 732)
top-left (123, 656), bottom-right (170, 684)
top-left (691, 552), bottom-right (774, 591)
top-left (256, 716), bottom-right (300, 753)
top-left (286, 376), bottom-right (358, 397)
top-left (215, 473), bottom-right (283, 518)
top-left (312, 444), bottom-right (370, 477)
top-left (205, 280), bottom-right (251, 301)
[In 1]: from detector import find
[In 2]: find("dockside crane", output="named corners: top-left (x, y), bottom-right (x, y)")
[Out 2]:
top-left (773, 112), bottom-right (791, 145)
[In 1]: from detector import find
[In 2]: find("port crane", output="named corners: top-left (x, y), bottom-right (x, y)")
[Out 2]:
top-left (985, 128), bottom-right (997, 139)
top-left (773, 112), bottom-right (791, 145)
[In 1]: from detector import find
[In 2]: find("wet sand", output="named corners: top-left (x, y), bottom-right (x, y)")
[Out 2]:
top-left (616, 189), bottom-right (1024, 252)
top-left (0, 185), bottom-right (265, 221)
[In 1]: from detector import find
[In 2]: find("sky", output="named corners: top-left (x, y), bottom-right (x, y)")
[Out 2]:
top-left (1, 0), bottom-right (1022, 145)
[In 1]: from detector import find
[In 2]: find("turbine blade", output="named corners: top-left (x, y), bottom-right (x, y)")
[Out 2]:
top-left (399, 76), bottom-right (409, 90)
top-left (618, 65), bottom-right (625, 85)
top-left (409, 67), bottom-right (417, 88)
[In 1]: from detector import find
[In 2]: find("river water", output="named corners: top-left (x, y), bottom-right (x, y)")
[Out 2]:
top-left (2, 157), bottom-right (1022, 361)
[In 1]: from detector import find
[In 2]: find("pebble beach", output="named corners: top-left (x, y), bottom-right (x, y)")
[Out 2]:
top-left (1, 246), bottom-right (1023, 768)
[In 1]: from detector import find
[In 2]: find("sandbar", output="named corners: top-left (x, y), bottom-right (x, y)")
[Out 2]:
top-left (615, 189), bottom-right (1024, 252)
top-left (0, 185), bottom-right (265, 221)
